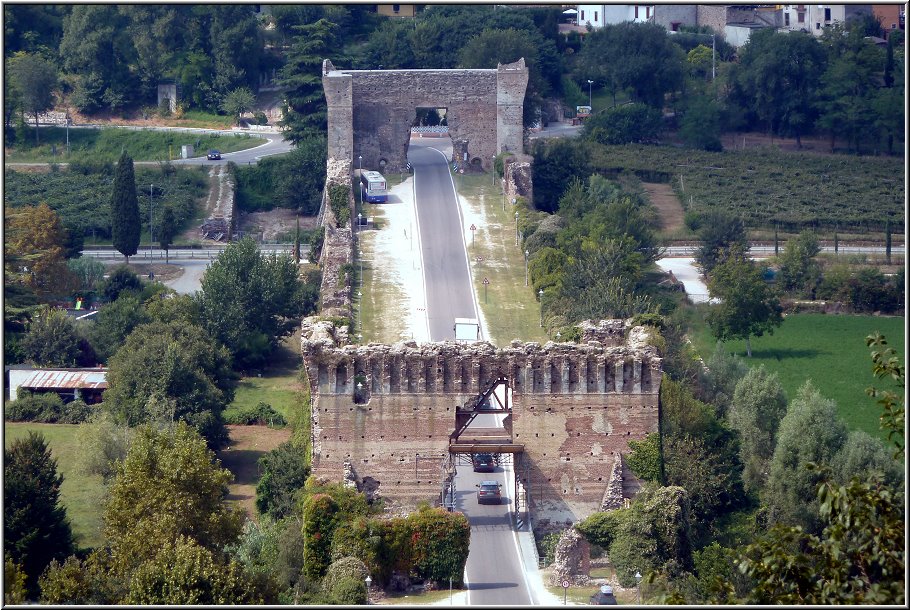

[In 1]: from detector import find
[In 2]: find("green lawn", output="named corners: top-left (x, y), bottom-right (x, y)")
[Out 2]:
top-left (691, 313), bottom-right (905, 441)
top-left (224, 335), bottom-right (303, 422)
top-left (4, 422), bottom-right (106, 550)
top-left (7, 126), bottom-right (263, 163)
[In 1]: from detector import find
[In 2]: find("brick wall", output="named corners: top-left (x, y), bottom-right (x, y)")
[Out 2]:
top-left (302, 318), bottom-right (661, 525)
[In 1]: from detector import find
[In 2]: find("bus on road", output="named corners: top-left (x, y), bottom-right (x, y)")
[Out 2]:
top-left (360, 170), bottom-right (388, 203)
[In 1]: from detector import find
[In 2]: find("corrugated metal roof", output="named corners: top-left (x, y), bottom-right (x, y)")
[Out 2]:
top-left (19, 370), bottom-right (107, 390)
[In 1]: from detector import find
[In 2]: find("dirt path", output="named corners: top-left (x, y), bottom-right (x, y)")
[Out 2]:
top-left (218, 424), bottom-right (293, 520)
top-left (641, 182), bottom-right (685, 234)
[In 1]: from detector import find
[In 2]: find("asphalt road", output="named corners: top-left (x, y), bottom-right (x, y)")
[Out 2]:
top-left (408, 140), bottom-right (482, 342)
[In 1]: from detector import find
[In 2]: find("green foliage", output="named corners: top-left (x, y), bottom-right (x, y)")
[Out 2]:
top-left (695, 211), bottom-right (747, 275)
top-left (763, 381), bottom-right (849, 533)
top-left (322, 556), bottom-right (368, 603)
top-left (255, 441), bottom-right (309, 520)
top-left (5, 392), bottom-right (93, 424)
top-left (328, 183), bottom-right (351, 227)
top-left (706, 248), bottom-right (783, 356)
top-left (407, 506), bottom-right (470, 584)
top-left (816, 265), bottom-right (902, 313)
top-left (4, 557), bottom-right (28, 605)
top-left (301, 493), bottom-right (341, 581)
top-left (105, 422), bottom-right (244, 566)
top-left (4, 165), bottom-right (206, 243)
top-left (90, 293), bottom-right (149, 362)
top-left (698, 343), bottom-right (750, 417)
top-left (679, 95), bottom-right (723, 151)
top-left (278, 19), bottom-right (337, 145)
top-left (776, 231), bottom-right (822, 298)
top-left (830, 430), bottom-right (903, 489)
top-left (576, 512), bottom-right (623, 552)
top-left (220, 87), bottom-right (255, 124)
top-left (110, 150), bottom-right (140, 260)
top-left (865, 332), bottom-right (904, 456)
top-left (19, 306), bottom-right (86, 367)
top-left (66, 257), bottom-right (106, 295)
top-left (4, 431), bottom-right (75, 599)
top-left (577, 21), bottom-right (685, 108)
top-left (584, 103), bottom-right (663, 145)
top-left (234, 135), bottom-right (327, 214)
top-left (74, 410), bottom-right (134, 481)
top-left (627, 433), bottom-right (663, 482)
top-left (7, 52), bottom-right (58, 144)
top-left (606, 485), bottom-right (694, 588)
top-left (225, 401), bottom-right (287, 426)
top-left (579, 143), bottom-right (905, 232)
top-left (530, 138), bottom-right (590, 213)
top-left (729, 366), bottom-right (788, 495)
top-left (103, 320), bottom-right (235, 447)
top-left (99, 265), bottom-right (143, 302)
top-left (197, 238), bottom-right (306, 368)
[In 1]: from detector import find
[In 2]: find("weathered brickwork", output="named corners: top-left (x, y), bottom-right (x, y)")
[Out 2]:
top-left (302, 317), bottom-right (661, 525)
top-left (322, 59), bottom-right (528, 173)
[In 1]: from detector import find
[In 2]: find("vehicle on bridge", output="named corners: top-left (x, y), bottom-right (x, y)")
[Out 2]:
top-left (476, 480), bottom-right (502, 505)
top-left (360, 170), bottom-right (388, 203)
top-left (472, 452), bottom-right (497, 472)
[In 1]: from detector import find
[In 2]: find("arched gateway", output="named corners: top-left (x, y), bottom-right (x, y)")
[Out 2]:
top-left (322, 58), bottom-right (529, 172)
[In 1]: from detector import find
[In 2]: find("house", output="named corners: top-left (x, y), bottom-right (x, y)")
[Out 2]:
top-left (871, 4), bottom-right (905, 39)
top-left (654, 4), bottom-right (783, 47)
top-left (576, 4), bottom-right (655, 28)
top-left (376, 4), bottom-right (415, 18)
top-left (779, 4), bottom-right (874, 36)
top-left (6, 366), bottom-right (108, 404)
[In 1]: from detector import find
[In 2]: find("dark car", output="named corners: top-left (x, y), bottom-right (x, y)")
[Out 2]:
top-left (207, 149), bottom-right (222, 160)
top-left (476, 480), bottom-right (502, 505)
top-left (472, 452), bottom-right (496, 472)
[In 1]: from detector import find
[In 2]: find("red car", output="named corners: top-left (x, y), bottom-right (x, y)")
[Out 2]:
top-left (476, 480), bottom-right (502, 505)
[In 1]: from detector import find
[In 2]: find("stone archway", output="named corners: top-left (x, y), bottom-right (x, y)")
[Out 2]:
top-left (322, 59), bottom-right (529, 172)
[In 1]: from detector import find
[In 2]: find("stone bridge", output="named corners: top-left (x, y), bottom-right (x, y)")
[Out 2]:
top-left (303, 318), bottom-right (661, 528)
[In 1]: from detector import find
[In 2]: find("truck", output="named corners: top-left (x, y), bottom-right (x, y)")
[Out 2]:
top-left (454, 318), bottom-right (480, 343)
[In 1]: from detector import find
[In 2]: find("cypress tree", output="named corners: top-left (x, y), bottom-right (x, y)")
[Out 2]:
top-left (885, 219), bottom-right (891, 265)
top-left (158, 206), bottom-right (177, 264)
top-left (111, 150), bottom-right (140, 263)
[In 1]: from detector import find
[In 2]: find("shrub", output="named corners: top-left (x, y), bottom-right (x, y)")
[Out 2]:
top-left (5, 393), bottom-right (94, 424)
top-left (329, 183), bottom-right (351, 227)
top-left (330, 576), bottom-right (368, 605)
top-left (584, 103), bottom-right (663, 145)
top-left (255, 441), bottom-right (309, 520)
top-left (536, 530), bottom-right (565, 566)
top-left (322, 556), bottom-right (369, 600)
top-left (225, 402), bottom-right (286, 426)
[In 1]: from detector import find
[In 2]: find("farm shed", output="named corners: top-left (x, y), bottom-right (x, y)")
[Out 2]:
top-left (5, 366), bottom-right (108, 404)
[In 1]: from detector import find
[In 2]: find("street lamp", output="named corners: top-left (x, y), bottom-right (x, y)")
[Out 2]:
top-left (514, 211), bottom-right (520, 245)
top-left (635, 571), bottom-right (642, 604)
top-left (538, 288), bottom-right (544, 328)
top-left (149, 184), bottom-right (154, 259)
top-left (586, 79), bottom-right (593, 108)
top-left (492, 155), bottom-right (496, 185)
top-left (365, 575), bottom-right (372, 603)
top-left (524, 249), bottom-right (529, 287)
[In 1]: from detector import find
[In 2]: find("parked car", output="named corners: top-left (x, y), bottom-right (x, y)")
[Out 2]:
top-left (472, 452), bottom-right (496, 472)
top-left (476, 480), bottom-right (502, 505)
top-left (207, 149), bottom-right (222, 160)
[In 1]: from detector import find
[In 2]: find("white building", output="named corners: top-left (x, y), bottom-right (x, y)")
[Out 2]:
top-left (780, 4), bottom-right (873, 35)
top-left (576, 4), bottom-right (655, 28)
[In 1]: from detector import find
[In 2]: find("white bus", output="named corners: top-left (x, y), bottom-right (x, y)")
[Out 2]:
top-left (360, 170), bottom-right (388, 203)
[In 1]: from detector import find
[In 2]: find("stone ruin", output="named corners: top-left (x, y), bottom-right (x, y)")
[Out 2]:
top-left (549, 527), bottom-right (592, 587)
top-left (301, 317), bottom-right (661, 526)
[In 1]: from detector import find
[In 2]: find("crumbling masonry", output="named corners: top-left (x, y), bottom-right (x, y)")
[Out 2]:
top-left (302, 319), bottom-right (661, 527)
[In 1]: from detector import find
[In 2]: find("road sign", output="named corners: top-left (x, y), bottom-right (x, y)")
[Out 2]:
top-left (482, 278), bottom-right (490, 285)
top-left (470, 224), bottom-right (476, 231)
top-left (482, 277), bottom-right (490, 303)
top-left (562, 580), bottom-right (570, 589)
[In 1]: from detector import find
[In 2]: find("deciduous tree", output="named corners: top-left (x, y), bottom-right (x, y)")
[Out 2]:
top-left (706, 247), bottom-right (783, 357)
top-left (157, 206), bottom-right (177, 264)
top-left (111, 150), bottom-right (140, 263)
top-left (255, 441), bottom-right (310, 520)
top-left (4, 203), bottom-right (76, 298)
top-left (729, 366), bottom-right (788, 494)
top-left (221, 86), bottom-right (256, 125)
top-left (4, 432), bottom-right (75, 599)
top-left (19, 306), bottom-right (84, 367)
top-left (6, 52), bottom-right (58, 144)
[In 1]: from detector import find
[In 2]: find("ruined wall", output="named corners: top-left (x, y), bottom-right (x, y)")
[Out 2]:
top-left (504, 154), bottom-right (533, 204)
top-left (323, 59), bottom-right (528, 173)
top-left (318, 158), bottom-right (355, 318)
top-left (302, 318), bottom-right (660, 524)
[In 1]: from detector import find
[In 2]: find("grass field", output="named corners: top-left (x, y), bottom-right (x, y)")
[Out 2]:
top-left (453, 173), bottom-right (550, 346)
top-left (7, 126), bottom-right (263, 163)
top-left (3, 422), bottom-right (106, 550)
top-left (689, 312), bottom-right (905, 441)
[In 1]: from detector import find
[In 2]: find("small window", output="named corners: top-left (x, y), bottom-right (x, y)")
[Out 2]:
top-left (646, 6), bottom-right (650, 19)
top-left (798, 12), bottom-right (805, 23)
top-left (785, 12), bottom-right (790, 26)
top-left (824, 8), bottom-right (831, 21)
top-left (580, 10), bottom-right (584, 21)
top-left (892, 23), bottom-right (897, 29)
top-left (671, 21), bottom-right (680, 31)
top-left (594, 11), bottom-right (598, 22)
top-left (816, 22), bottom-right (821, 29)
top-left (634, 6), bottom-right (639, 19)
top-left (393, 4), bottom-right (400, 13)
